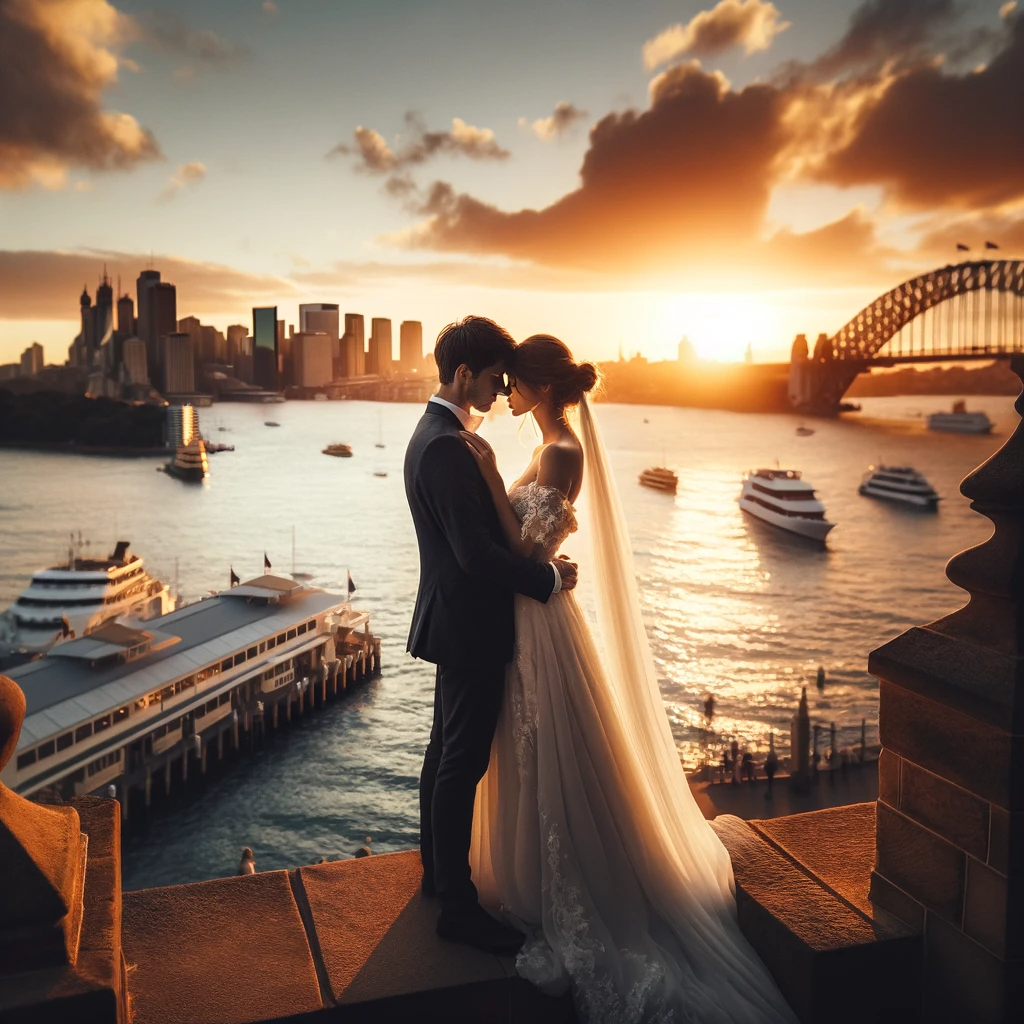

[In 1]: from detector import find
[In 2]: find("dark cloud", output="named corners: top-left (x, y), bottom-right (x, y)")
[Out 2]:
top-left (816, 13), bottom-right (1024, 208)
top-left (141, 11), bottom-right (249, 74)
top-left (0, 0), bottom-right (160, 189)
top-left (328, 113), bottom-right (509, 174)
top-left (644, 0), bottom-right (790, 69)
top-left (379, 1), bottom-right (1024, 280)
top-left (0, 249), bottom-right (296, 319)
top-left (806, 0), bottom-right (957, 79)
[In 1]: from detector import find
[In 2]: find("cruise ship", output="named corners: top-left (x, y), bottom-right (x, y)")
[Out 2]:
top-left (927, 401), bottom-right (993, 434)
top-left (738, 469), bottom-right (835, 543)
top-left (1, 540), bottom-right (174, 654)
top-left (859, 465), bottom-right (940, 509)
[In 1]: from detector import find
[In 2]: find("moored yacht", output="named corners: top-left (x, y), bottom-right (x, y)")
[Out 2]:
top-left (639, 467), bottom-right (678, 493)
top-left (927, 400), bottom-right (993, 434)
top-left (2, 540), bottom-right (175, 654)
top-left (859, 465), bottom-right (940, 508)
top-left (165, 436), bottom-right (209, 481)
top-left (738, 469), bottom-right (835, 543)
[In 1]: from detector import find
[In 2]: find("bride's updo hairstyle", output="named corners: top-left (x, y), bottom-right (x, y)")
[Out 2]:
top-left (512, 335), bottom-right (599, 408)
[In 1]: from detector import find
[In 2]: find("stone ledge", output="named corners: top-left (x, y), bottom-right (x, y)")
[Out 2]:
top-left (122, 850), bottom-right (574, 1024)
top-left (713, 805), bottom-right (921, 1024)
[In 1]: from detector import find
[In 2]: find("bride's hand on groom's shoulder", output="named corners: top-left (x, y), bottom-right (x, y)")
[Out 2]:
top-left (460, 430), bottom-right (502, 488)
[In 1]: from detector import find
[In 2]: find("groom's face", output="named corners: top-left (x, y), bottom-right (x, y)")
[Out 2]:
top-left (466, 361), bottom-right (508, 412)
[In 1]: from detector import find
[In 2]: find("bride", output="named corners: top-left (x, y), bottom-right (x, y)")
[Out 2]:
top-left (460, 335), bottom-right (796, 1024)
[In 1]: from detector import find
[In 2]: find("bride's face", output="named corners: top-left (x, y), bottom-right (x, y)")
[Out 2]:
top-left (508, 376), bottom-right (545, 417)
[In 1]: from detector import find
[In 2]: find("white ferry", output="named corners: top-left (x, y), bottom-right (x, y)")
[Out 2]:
top-left (165, 436), bottom-right (210, 481)
top-left (639, 467), bottom-right (678, 493)
top-left (859, 465), bottom-right (940, 509)
top-left (2, 540), bottom-right (174, 654)
top-left (927, 401), bottom-right (993, 434)
top-left (738, 469), bottom-right (835, 543)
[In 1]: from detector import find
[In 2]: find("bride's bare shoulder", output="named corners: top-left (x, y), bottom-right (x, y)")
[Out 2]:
top-left (537, 438), bottom-right (583, 499)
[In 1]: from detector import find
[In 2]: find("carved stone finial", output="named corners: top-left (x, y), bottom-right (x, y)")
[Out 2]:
top-left (0, 674), bottom-right (25, 772)
top-left (933, 356), bottom-right (1024, 657)
top-left (0, 676), bottom-right (87, 973)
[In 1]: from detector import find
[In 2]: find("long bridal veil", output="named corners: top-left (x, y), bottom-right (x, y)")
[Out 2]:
top-left (575, 397), bottom-right (796, 1022)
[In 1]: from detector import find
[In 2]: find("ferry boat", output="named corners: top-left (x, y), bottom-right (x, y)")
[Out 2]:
top-left (1, 540), bottom-right (174, 654)
top-left (639, 467), bottom-right (678, 493)
top-left (859, 465), bottom-right (940, 508)
top-left (322, 443), bottom-right (353, 458)
top-left (927, 401), bottom-right (993, 434)
top-left (738, 469), bottom-right (835, 543)
top-left (165, 436), bottom-right (209, 481)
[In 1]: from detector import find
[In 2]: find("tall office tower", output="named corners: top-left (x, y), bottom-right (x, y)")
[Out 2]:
top-left (94, 271), bottom-right (114, 352)
top-left (299, 303), bottom-right (340, 362)
top-left (367, 318), bottom-right (392, 377)
top-left (148, 282), bottom-right (177, 379)
top-left (399, 321), bottom-right (423, 373)
top-left (177, 315), bottom-right (202, 347)
top-left (291, 332), bottom-right (333, 387)
top-left (117, 293), bottom-right (134, 335)
top-left (225, 324), bottom-right (251, 381)
top-left (200, 324), bottom-right (226, 364)
top-left (122, 338), bottom-right (149, 385)
top-left (20, 343), bottom-right (43, 377)
top-left (252, 306), bottom-right (278, 390)
top-left (160, 333), bottom-right (194, 394)
top-left (136, 269), bottom-right (161, 360)
top-left (341, 313), bottom-right (365, 377)
top-left (73, 286), bottom-right (96, 367)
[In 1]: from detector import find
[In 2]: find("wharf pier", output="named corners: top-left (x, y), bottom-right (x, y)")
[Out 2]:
top-left (0, 574), bottom-right (381, 819)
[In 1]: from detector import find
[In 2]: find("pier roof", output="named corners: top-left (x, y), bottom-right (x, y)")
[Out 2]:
top-left (9, 583), bottom-right (348, 742)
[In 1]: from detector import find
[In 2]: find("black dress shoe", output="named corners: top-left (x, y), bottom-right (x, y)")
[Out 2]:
top-left (436, 903), bottom-right (524, 956)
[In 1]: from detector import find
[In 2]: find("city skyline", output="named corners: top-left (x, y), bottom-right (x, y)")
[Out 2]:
top-left (1, 0), bottom-right (1021, 365)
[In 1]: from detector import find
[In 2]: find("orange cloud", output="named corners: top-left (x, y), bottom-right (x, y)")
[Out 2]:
top-left (0, 0), bottom-right (160, 190)
top-left (158, 160), bottom-right (206, 202)
top-left (643, 0), bottom-right (790, 70)
top-left (519, 102), bottom-right (589, 140)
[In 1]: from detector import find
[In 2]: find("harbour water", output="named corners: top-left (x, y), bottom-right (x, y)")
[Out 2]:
top-left (0, 394), bottom-right (1016, 889)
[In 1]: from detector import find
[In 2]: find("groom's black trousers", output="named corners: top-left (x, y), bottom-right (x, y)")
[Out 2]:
top-left (420, 660), bottom-right (505, 911)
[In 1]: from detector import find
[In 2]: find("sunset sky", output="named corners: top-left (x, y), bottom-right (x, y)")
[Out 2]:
top-left (1, 0), bottom-right (1021, 365)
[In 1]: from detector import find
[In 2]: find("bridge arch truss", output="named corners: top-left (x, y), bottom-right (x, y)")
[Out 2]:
top-left (829, 259), bottom-right (1024, 362)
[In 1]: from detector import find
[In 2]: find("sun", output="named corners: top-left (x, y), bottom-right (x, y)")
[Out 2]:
top-left (657, 293), bottom-right (789, 363)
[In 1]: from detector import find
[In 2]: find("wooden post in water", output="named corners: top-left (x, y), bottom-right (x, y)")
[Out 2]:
top-left (200, 739), bottom-right (207, 775)
top-left (180, 748), bottom-right (188, 784)
top-left (144, 767), bottom-right (152, 809)
top-left (163, 759), bottom-right (171, 797)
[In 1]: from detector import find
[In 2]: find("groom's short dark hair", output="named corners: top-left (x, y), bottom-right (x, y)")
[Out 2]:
top-left (434, 316), bottom-right (516, 384)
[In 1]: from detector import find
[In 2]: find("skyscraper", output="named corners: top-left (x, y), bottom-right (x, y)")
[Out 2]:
top-left (136, 269), bottom-right (161, 363)
top-left (291, 332), bottom-right (333, 387)
top-left (94, 271), bottom-right (114, 355)
top-left (161, 333), bottom-right (194, 394)
top-left (117, 293), bottom-right (135, 335)
top-left (148, 282), bottom-right (177, 380)
top-left (20, 343), bottom-right (43, 377)
top-left (122, 338), bottom-right (148, 386)
top-left (299, 303), bottom-right (340, 363)
top-left (252, 306), bottom-right (278, 390)
top-left (341, 313), bottom-right (365, 378)
top-left (399, 321), bottom-right (423, 374)
top-left (367, 318), bottom-right (392, 377)
top-left (226, 324), bottom-right (251, 382)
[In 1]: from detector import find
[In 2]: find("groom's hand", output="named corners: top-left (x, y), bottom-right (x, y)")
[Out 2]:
top-left (554, 555), bottom-right (578, 591)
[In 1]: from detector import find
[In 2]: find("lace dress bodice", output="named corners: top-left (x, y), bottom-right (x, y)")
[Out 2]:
top-left (509, 481), bottom-right (578, 561)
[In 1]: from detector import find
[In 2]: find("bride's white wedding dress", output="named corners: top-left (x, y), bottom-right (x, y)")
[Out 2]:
top-left (470, 400), bottom-right (796, 1024)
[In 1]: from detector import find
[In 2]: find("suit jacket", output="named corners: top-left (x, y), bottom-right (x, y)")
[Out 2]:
top-left (404, 402), bottom-right (554, 667)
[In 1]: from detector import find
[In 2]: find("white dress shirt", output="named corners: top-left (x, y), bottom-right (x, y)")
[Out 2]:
top-left (428, 394), bottom-right (561, 594)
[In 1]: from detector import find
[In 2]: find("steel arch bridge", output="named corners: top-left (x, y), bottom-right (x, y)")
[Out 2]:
top-left (789, 259), bottom-right (1024, 414)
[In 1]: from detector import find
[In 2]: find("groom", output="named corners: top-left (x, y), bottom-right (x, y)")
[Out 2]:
top-left (405, 316), bottom-right (577, 955)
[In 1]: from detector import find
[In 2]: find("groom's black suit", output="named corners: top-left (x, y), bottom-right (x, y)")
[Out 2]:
top-left (405, 401), bottom-right (554, 911)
